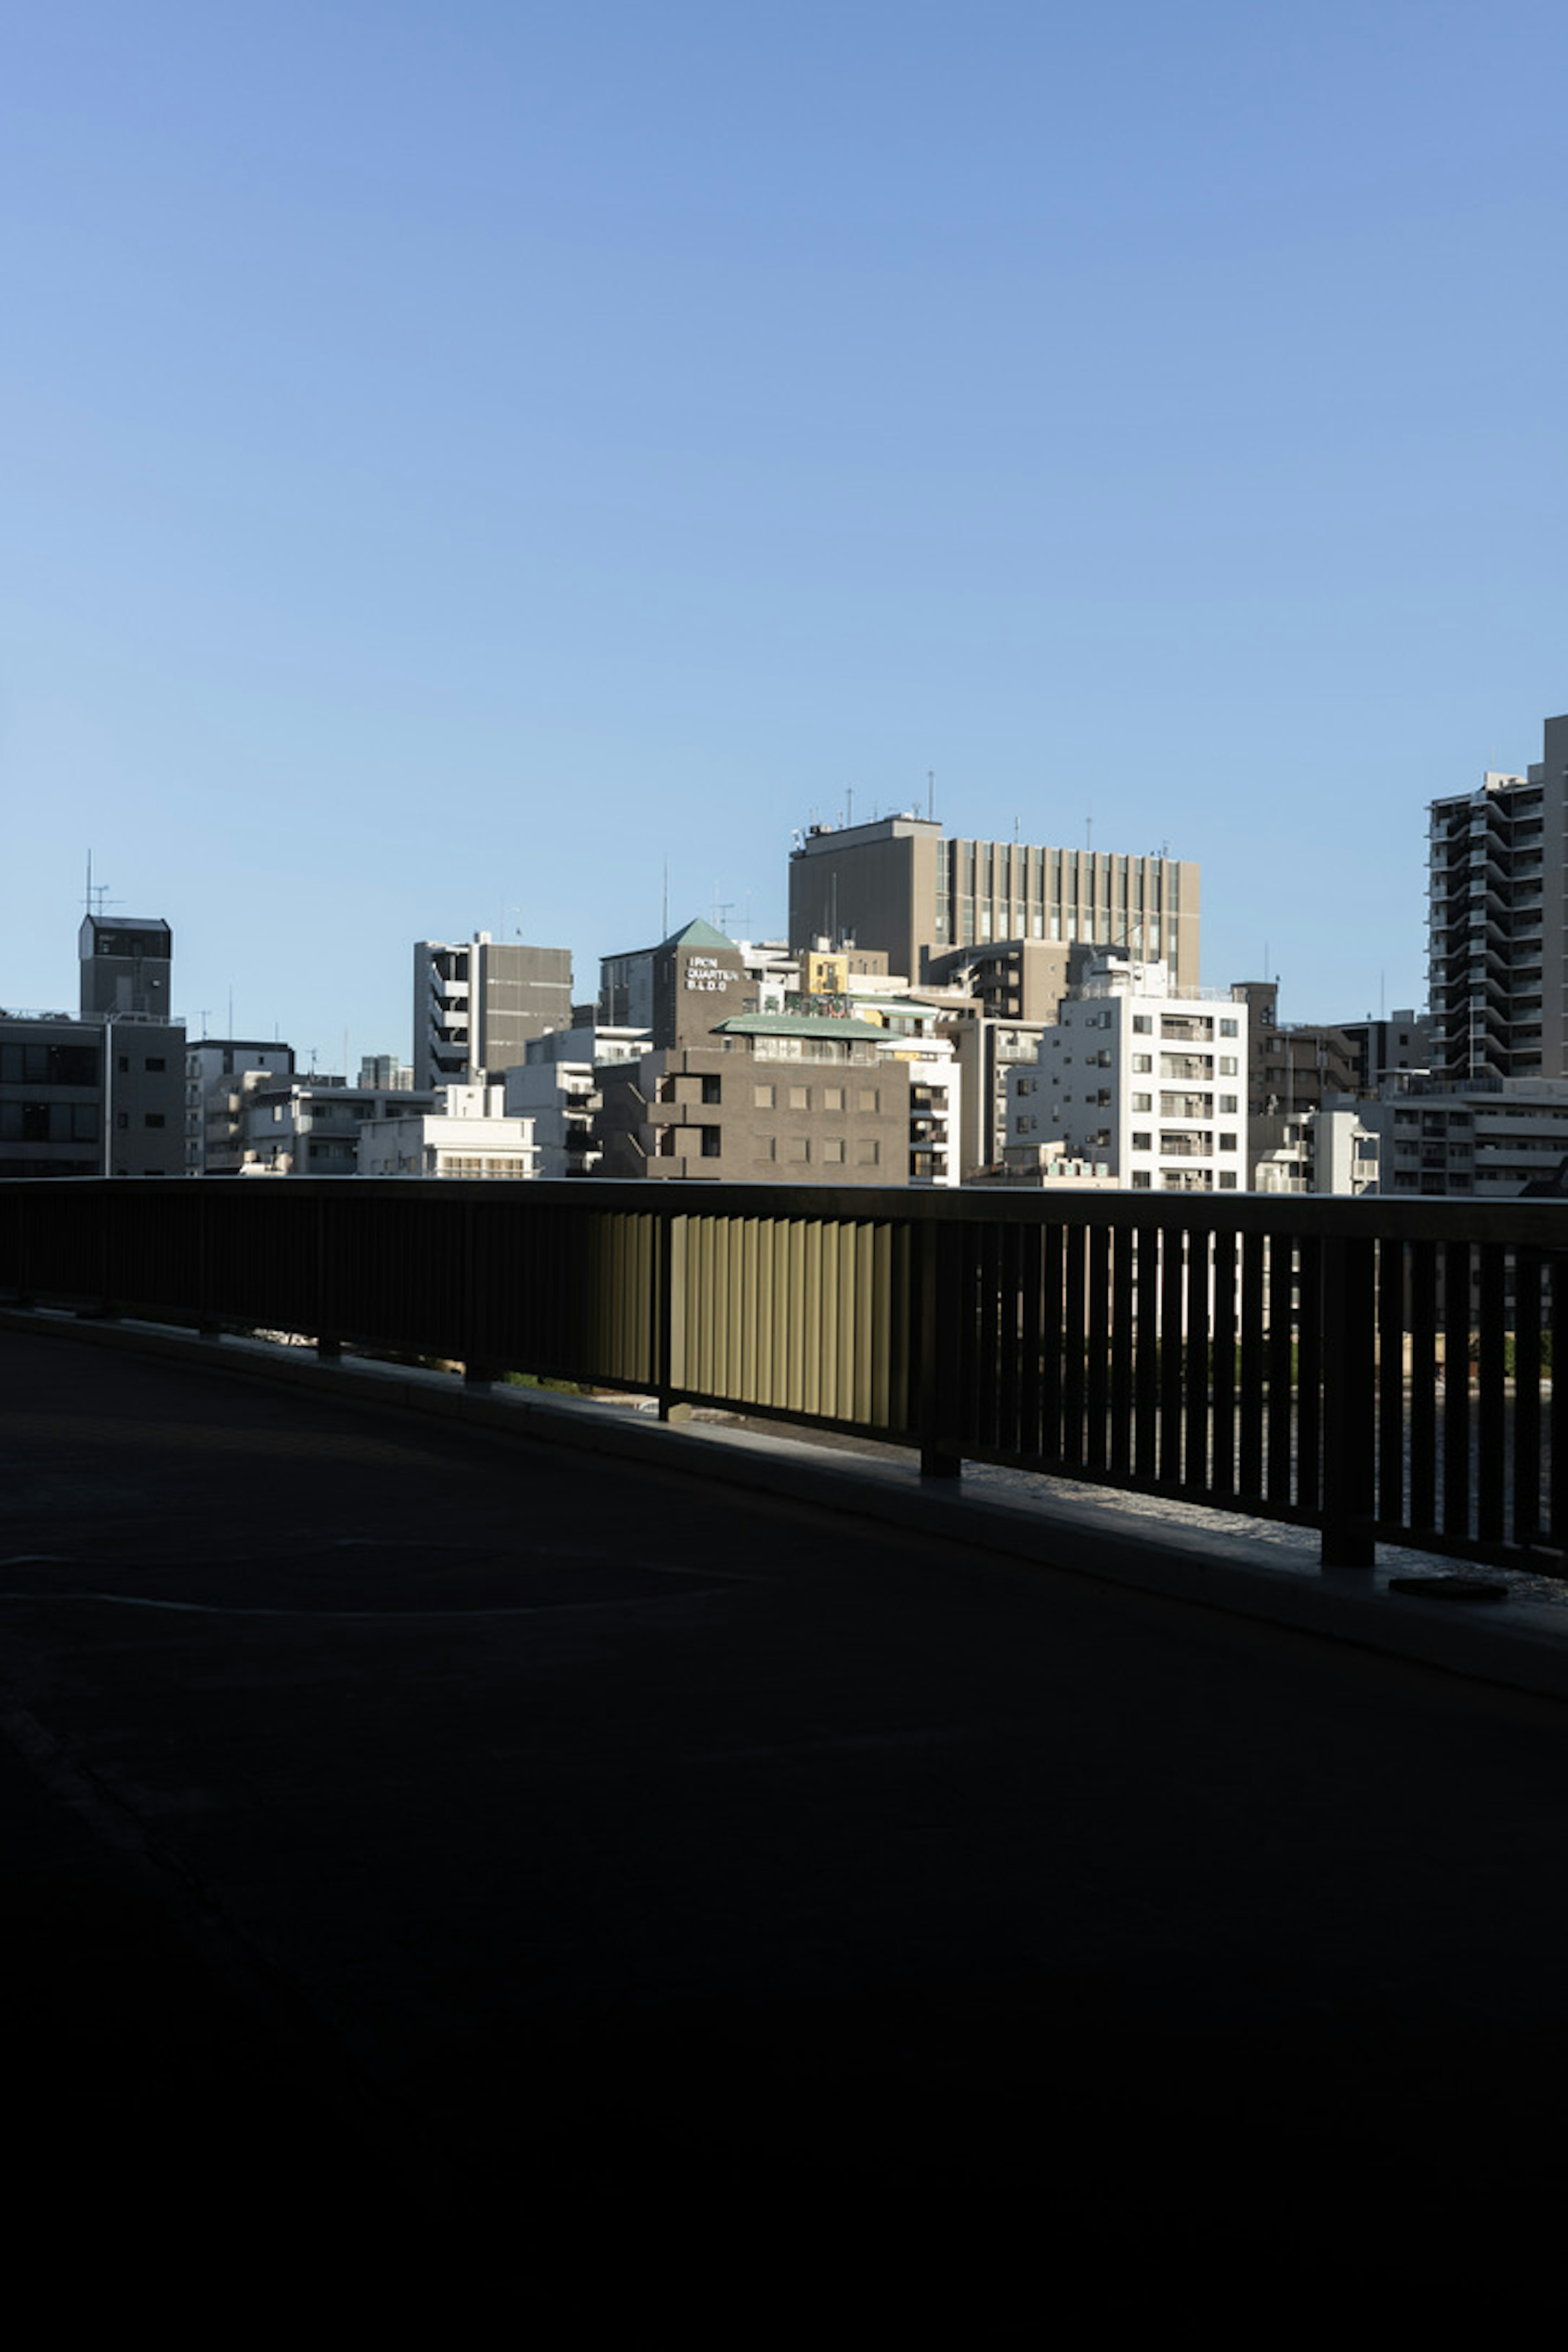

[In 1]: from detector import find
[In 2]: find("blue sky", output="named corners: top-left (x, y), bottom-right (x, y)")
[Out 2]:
top-left (4, 1), bottom-right (1564, 1064)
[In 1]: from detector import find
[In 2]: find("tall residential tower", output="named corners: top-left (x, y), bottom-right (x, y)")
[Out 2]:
top-left (1427, 713), bottom-right (1568, 1082)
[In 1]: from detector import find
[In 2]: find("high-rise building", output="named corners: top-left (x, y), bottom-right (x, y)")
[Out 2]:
top-left (413, 934), bottom-right (573, 1090)
top-left (1427, 714), bottom-right (1568, 1082)
top-left (788, 814), bottom-right (1199, 1004)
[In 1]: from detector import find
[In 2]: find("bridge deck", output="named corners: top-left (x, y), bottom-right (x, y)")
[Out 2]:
top-left (4, 1321), bottom-right (1566, 2277)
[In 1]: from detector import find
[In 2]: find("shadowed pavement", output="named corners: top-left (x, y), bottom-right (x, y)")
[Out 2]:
top-left (4, 1323), bottom-right (1566, 2276)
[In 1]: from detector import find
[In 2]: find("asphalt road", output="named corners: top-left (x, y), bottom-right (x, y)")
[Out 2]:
top-left (4, 1323), bottom-right (1566, 2278)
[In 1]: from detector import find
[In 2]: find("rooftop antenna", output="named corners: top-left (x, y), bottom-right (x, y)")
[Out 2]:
top-left (846, 788), bottom-right (853, 827)
top-left (927, 770), bottom-right (935, 822)
top-left (84, 851), bottom-right (119, 920)
top-left (662, 859), bottom-right (669, 936)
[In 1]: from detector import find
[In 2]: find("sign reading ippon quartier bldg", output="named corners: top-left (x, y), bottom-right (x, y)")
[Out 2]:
top-left (684, 955), bottom-right (741, 992)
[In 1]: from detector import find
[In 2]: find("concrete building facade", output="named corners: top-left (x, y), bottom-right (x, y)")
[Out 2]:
top-left (184, 1040), bottom-right (297, 1174)
top-left (1427, 715), bottom-right (1568, 1082)
top-left (788, 815), bottom-right (1199, 994)
top-left (414, 935), bottom-right (573, 1090)
top-left (1007, 956), bottom-right (1247, 1193)
top-left (357, 1086), bottom-right (539, 1180)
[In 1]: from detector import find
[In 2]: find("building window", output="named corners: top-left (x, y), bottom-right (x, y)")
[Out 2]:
top-left (789, 1085), bottom-right (810, 1110)
top-left (1132, 1055), bottom-right (1152, 1073)
top-left (789, 1136), bottom-right (811, 1162)
top-left (145, 1057), bottom-right (166, 1072)
top-left (823, 1137), bottom-right (846, 1163)
top-left (701, 1075), bottom-right (721, 1104)
top-left (1133, 1016), bottom-right (1152, 1033)
top-left (700, 1127), bottom-right (721, 1157)
top-left (858, 1089), bottom-right (880, 1114)
top-left (824, 1086), bottom-right (844, 1111)
top-left (856, 1138), bottom-right (880, 1166)
top-left (1131, 1132), bottom-right (1152, 1151)
top-left (753, 1085), bottom-right (775, 1109)
top-left (1220, 1020), bottom-right (1239, 1037)
top-left (145, 1113), bottom-right (165, 1129)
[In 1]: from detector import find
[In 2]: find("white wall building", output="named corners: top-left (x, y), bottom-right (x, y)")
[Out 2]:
top-left (1006, 956), bottom-right (1248, 1193)
top-left (357, 1085), bottom-right (539, 1180)
top-left (503, 1025), bottom-right (648, 1179)
top-left (1251, 1103), bottom-right (1381, 1195)
top-left (184, 1040), bottom-right (296, 1174)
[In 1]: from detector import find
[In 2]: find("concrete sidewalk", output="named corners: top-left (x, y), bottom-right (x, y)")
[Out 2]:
top-left (4, 1315), bottom-right (1568, 2275)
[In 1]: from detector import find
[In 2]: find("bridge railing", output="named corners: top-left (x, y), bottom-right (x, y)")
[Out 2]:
top-left (2, 1178), bottom-right (1563, 1574)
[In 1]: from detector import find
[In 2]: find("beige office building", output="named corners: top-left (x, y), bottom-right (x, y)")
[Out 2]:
top-left (788, 814), bottom-right (1199, 1003)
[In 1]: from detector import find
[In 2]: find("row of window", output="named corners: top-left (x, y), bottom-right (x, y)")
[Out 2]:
top-left (751, 1083), bottom-right (883, 1113)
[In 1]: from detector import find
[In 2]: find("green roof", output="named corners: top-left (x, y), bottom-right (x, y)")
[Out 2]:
top-left (662, 916), bottom-right (737, 950)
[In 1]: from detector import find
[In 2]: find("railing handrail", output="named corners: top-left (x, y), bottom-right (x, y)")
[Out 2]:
top-left (2, 1177), bottom-right (1563, 1579)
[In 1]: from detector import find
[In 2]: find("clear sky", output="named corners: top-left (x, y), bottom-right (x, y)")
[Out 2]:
top-left (4, 1), bottom-right (1563, 1065)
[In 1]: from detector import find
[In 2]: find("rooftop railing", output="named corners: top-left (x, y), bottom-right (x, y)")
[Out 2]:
top-left (1, 1179), bottom-right (1563, 1577)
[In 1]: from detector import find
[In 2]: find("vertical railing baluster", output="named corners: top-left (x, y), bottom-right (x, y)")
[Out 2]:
top-left (1442, 1239), bottom-right (1472, 1544)
top-left (1513, 1246), bottom-right (1542, 1550)
top-left (1109, 1220), bottom-right (1135, 1480)
top-left (1476, 1243), bottom-right (1507, 1544)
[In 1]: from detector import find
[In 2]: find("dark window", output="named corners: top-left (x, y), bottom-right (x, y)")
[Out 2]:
top-left (145, 1113), bottom-right (165, 1129)
top-left (116, 1111), bottom-right (129, 1130)
top-left (701, 1075), bottom-right (721, 1104)
top-left (145, 1057), bottom-right (165, 1072)
top-left (700, 1127), bottom-right (722, 1157)
top-left (118, 1056), bottom-right (129, 1074)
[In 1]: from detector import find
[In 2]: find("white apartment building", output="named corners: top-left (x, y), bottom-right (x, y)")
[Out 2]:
top-left (184, 1039), bottom-right (296, 1174)
top-left (1007, 956), bottom-right (1248, 1193)
top-left (1251, 1104), bottom-right (1381, 1196)
top-left (357, 1085), bottom-right (539, 1180)
top-left (503, 1025), bottom-right (648, 1179)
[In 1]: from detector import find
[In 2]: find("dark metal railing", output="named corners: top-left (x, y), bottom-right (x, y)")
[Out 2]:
top-left (2, 1179), bottom-right (1564, 1574)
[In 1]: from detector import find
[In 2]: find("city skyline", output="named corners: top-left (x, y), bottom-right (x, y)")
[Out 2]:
top-left (5, 4), bottom-right (1564, 1056)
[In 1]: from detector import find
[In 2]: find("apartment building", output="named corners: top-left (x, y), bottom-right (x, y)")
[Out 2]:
top-left (1363, 1077), bottom-right (1568, 1198)
top-left (414, 934), bottom-right (573, 1090)
top-left (1007, 955), bottom-right (1247, 1192)
top-left (1, 1009), bottom-right (181, 1177)
top-left (2, 913), bottom-right (185, 1177)
top-left (241, 1078), bottom-right (435, 1174)
top-left (184, 1040), bottom-right (296, 1174)
top-left (1428, 714), bottom-right (1568, 1082)
top-left (788, 813), bottom-right (1199, 993)
top-left (1251, 1105), bottom-right (1380, 1196)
